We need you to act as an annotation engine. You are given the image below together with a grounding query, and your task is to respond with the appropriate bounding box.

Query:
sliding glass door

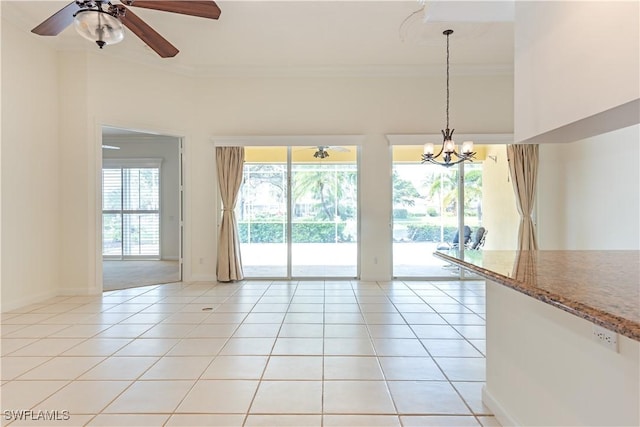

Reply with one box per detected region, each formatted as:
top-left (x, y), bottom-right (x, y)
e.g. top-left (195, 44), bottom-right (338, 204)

top-left (291, 147), bottom-right (358, 277)
top-left (237, 145), bottom-right (358, 278)
top-left (392, 146), bottom-right (483, 278)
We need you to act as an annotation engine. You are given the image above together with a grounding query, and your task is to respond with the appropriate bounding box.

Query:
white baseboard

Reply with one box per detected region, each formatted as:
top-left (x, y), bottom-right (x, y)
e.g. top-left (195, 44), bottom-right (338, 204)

top-left (482, 385), bottom-right (519, 427)
top-left (187, 274), bottom-right (218, 282)
top-left (59, 286), bottom-right (102, 296)
top-left (1, 289), bottom-right (59, 313)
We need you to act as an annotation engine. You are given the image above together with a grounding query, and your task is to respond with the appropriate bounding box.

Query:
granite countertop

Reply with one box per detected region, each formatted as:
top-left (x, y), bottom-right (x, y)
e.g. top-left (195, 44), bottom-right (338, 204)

top-left (434, 250), bottom-right (640, 341)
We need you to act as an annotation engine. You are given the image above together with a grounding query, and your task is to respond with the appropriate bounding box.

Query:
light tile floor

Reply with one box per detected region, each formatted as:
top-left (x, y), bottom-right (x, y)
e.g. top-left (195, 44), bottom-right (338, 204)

top-left (1, 280), bottom-right (500, 427)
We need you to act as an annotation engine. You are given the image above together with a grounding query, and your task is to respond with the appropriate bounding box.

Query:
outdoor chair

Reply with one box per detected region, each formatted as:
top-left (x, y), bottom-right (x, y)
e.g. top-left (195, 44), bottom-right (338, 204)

top-left (466, 227), bottom-right (487, 250)
top-left (436, 225), bottom-right (472, 250)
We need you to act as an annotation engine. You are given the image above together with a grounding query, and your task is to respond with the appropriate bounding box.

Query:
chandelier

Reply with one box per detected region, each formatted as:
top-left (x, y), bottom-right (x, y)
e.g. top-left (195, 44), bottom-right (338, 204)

top-left (421, 30), bottom-right (475, 167)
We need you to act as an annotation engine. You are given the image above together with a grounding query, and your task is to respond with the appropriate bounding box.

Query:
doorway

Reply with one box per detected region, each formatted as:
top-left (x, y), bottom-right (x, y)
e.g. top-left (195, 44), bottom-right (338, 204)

top-left (101, 126), bottom-right (182, 290)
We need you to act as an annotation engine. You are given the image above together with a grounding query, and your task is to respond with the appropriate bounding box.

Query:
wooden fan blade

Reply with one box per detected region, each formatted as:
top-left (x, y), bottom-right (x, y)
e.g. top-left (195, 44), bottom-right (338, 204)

top-left (122, 1), bottom-right (221, 19)
top-left (120, 7), bottom-right (179, 58)
top-left (31, 1), bottom-right (81, 36)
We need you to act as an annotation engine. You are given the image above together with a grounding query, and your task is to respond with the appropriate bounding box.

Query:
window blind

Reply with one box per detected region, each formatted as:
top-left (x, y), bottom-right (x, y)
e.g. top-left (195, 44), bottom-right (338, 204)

top-left (102, 165), bottom-right (161, 259)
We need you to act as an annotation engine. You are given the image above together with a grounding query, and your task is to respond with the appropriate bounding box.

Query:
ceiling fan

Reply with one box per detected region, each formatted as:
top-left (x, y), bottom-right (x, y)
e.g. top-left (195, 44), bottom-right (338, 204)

top-left (311, 146), bottom-right (350, 159)
top-left (31, 0), bottom-right (221, 58)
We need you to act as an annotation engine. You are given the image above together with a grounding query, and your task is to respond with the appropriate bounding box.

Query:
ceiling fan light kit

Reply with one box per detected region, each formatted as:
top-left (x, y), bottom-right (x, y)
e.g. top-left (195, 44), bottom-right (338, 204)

top-left (73, 3), bottom-right (125, 49)
top-left (311, 146), bottom-right (350, 159)
top-left (31, 0), bottom-right (220, 58)
top-left (313, 148), bottom-right (330, 159)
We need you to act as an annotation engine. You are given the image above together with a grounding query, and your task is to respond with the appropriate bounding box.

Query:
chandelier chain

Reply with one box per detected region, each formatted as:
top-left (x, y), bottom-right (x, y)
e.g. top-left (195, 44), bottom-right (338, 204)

top-left (446, 30), bottom-right (450, 130)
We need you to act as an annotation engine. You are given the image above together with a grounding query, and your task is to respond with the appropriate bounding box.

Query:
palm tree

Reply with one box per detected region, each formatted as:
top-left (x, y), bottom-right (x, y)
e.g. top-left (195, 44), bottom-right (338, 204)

top-left (427, 168), bottom-right (482, 218)
top-left (292, 165), bottom-right (357, 221)
top-left (425, 166), bottom-right (483, 241)
top-left (238, 164), bottom-right (287, 221)
top-left (392, 170), bottom-right (421, 207)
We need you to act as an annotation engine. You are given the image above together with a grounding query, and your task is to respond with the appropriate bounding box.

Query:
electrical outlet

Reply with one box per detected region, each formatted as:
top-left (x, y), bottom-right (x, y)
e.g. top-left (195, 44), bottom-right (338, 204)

top-left (592, 324), bottom-right (618, 352)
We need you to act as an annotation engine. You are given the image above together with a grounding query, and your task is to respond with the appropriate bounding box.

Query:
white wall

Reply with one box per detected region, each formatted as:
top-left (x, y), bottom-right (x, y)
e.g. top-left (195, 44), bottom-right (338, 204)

top-left (1, 31), bottom-right (513, 305)
top-left (102, 137), bottom-right (180, 260)
top-left (537, 125), bottom-right (640, 250)
top-left (58, 51), bottom-right (95, 295)
top-left (485, 280), bottom-right (639, 426)
top-left (514, 1), bottom-right (639, 143)
top-left (1, 18), bottom-right (61, 310)
top-left (81, 55), bottom-right (513, 287)
top-left (482, 145), bottom-right (519, 250)
top-left (197, 74), bottom-right (513, 281)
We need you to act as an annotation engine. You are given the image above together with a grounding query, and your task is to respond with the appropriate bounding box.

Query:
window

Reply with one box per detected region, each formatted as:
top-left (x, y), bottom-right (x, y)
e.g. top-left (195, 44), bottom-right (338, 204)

top-left (102, 159), bottom-right (161, 259)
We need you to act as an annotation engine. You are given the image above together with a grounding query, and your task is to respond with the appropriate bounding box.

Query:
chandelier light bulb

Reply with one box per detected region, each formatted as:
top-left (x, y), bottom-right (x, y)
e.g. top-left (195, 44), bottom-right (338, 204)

top-left (462, 141), bottom-right (474, 155)
top-left (444, 139), bottom-right (455, 154)
top-left (423, 143), bottom-right (434, 156)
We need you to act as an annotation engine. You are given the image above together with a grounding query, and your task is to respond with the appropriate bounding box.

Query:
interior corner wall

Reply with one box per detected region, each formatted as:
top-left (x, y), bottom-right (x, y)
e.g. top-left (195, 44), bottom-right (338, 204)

top-left (537, 125), bottom-right (640, 250)
top-left (1, 18), bottom-right (61, 310)
top-left (514, 1), bottom-right (640, 143)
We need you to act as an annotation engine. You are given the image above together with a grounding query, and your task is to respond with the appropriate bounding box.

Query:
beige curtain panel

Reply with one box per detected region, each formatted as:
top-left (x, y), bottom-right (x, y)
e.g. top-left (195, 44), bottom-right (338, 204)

top-left (507, 144), bottom-right (539, 250)
top-left (216, 146), bottom-right (245, 281)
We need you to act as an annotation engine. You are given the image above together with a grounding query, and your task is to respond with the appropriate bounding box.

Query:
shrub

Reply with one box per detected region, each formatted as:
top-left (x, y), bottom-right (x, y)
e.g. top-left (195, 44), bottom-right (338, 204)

top-left (292, 222), bottom-right (347, 243)
top-left (237, 222), bottom-right (284, 243)
top-left (238, 221), bottom-right (349, 243)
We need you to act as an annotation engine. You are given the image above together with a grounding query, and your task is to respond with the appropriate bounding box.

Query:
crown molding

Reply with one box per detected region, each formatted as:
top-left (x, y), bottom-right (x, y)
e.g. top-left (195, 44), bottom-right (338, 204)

top-left (191, 63), bottom-right (513, 79)
top-left (212, 135), bottom-right (365, 147)
top-left (74, 53), bottom-right (515, 78)
top-left (13, 39), bottom-right (514, 80)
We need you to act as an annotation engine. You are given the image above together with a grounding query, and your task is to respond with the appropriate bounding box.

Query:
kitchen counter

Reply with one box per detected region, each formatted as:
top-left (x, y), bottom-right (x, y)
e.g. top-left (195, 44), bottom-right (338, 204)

top-left (434, 250), bottom-right (640, 341)
top-left (434, 249), bottom-right (640, 426)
